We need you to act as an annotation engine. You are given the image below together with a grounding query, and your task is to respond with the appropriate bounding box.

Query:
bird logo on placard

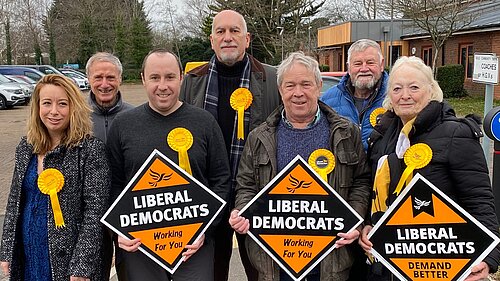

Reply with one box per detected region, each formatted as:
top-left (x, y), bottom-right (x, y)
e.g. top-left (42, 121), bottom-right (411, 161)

top-left (148, 169), bottom-right (172, 187)
top-left (413, 197), bottom-right (431, 210)
top-left (287, 174), bottom-right (312, 193)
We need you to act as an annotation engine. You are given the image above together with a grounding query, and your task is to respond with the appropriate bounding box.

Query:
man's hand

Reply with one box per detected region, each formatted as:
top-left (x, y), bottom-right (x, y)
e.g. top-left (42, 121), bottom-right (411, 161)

top-left (464, 262), bottom-right (489, 281)
top-left (358, 225), bottom-right (373, 252)
top-left (183, 234), bottom-right (205, 262)
top-left (229, 209), bottom-right (249, 234)
top-left (335, 229), bottom-right (360, 248)
top-left (118, 236), bottom-right (141, 252)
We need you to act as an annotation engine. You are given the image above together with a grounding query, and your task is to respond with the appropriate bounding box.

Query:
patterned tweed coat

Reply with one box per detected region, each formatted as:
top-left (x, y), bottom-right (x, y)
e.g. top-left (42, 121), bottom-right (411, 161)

top-left (0, 136), bottom-right (110, 281)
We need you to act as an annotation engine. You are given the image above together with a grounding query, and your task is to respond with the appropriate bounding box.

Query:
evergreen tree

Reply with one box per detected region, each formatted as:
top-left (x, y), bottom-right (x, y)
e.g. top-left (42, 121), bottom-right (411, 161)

top-left (129, 1), bottom-right (152, 69)
top-left (34, 41), bottom-right (42, 65)
top-left (5, 19), bottom-right (12, 65)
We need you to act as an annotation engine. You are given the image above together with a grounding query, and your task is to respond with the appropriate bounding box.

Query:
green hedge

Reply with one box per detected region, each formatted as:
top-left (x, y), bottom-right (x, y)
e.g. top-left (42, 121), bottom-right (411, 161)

top-left (122, 68), bottom-right (141, 81)
top-left (319, 64), bottom-right (329, 72)
top-left (436, 64), bottom-right (467, 98)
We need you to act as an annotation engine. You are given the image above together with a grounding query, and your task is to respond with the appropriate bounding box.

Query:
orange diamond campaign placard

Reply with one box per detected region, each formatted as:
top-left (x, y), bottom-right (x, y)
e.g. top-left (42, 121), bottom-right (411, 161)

top-left (369, 174), bottom-right (500, 281)
top-left (101, 149), bottom-right (226, 274)
top-left (239, 156), bottom-right (363, 281)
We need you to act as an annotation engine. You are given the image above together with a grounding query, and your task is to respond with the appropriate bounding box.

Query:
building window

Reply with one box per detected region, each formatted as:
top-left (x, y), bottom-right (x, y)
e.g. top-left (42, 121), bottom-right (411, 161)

top-left (389, 45), bottom-right (402, 66)
top-left (422, 46), bottom-right (433, 67)
top-left (337, 53), bottom-right (343, 71)
top-left (460, 44), bottom-right (474, 79)
top-left (325, 55), bottom-right (330, 70)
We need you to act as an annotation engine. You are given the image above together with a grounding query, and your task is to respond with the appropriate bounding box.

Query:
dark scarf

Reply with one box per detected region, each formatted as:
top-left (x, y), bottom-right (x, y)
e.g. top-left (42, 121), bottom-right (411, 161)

top-left (203, 54), bottom-right (251, 190)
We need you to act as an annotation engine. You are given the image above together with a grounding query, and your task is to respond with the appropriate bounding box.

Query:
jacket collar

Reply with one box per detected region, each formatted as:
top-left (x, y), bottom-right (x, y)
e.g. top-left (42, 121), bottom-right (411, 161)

top-left (187, 54), bottom-right (267, 81)
top-left (88, 91), bottom-right (124, 114)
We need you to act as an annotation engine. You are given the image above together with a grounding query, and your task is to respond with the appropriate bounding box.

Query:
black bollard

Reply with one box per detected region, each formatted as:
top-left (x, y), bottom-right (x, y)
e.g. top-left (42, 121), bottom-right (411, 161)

top-left (484, 106), bottom-right (500, 223)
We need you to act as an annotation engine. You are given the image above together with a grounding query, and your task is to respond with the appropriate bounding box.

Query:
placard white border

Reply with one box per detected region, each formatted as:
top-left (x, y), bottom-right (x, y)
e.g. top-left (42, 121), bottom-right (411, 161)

top-left (101, 149), bottom-right (227, 274)
top-left (368, 173), bottom-right (500, 281)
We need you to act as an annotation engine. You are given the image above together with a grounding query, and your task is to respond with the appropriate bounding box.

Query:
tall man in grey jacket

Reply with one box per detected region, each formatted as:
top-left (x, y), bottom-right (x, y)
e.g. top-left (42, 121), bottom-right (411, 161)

top-left (86, 52), bottom-right (134, 280)
top-left (180, 9), bottom-right (281, 281)
top-left (87, 52), bottom-right (134, 143)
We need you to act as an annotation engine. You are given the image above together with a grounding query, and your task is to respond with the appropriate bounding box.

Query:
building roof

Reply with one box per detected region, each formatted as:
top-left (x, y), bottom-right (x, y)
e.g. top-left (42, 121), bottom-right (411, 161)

top-left (402, 0), bottom-right (500, 38)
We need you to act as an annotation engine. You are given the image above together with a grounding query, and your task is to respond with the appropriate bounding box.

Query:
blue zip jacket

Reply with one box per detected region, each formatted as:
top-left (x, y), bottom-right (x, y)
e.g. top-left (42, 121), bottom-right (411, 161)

top-left (320, 72), bottom-right (388, 151)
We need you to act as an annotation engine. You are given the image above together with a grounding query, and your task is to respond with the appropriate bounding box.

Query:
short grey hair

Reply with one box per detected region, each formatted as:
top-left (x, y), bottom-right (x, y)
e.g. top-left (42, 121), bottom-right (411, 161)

top-left (86, 52), bottom-right (123, 77)
top-left (277, 51), bottom-right (321, 87)
top-left (347, 39), bottom-right (383, 65)
top-left (382, 56), bottom-right (443, 110)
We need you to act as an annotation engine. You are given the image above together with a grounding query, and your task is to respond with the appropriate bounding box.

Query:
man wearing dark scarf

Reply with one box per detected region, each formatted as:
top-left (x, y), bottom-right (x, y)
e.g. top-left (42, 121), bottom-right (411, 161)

top-left (180, 9), bottom-right (281, 281)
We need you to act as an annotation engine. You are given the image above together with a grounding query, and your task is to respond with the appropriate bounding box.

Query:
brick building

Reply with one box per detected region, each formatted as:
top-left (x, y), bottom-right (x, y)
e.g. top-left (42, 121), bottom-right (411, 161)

top-left (317, 0), bottom-right (500, 99)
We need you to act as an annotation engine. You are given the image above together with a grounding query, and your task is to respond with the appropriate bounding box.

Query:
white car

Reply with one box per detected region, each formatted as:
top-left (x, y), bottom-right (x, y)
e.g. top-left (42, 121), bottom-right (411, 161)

top-left (0, 81), bottom-right (25, 109)
top-left (60, 69), bottom-right (89, 90)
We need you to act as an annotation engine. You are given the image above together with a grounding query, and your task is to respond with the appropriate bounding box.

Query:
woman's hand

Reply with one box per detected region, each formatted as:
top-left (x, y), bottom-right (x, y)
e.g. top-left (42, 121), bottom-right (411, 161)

top-left (335, 229), bottom-right (360, 248)
top-left (182, 234), bottom-right (205, 262)
top-left (70, 276), bottom-right (90, 281)
top-left (229, 209), bottom-right (249, 234)
top-left (0, 261), bottom-right (9, 276)
top-left (118, 236), bottom-right (141, 252)
top-left (358, 225), bottom-right (373, 252)
top-left (464, 262), bottom-right (489, 281)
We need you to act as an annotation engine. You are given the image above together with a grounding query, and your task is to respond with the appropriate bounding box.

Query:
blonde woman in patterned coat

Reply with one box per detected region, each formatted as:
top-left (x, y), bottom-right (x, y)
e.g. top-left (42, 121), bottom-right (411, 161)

top-left (0, 74), bottom-right (110, 281)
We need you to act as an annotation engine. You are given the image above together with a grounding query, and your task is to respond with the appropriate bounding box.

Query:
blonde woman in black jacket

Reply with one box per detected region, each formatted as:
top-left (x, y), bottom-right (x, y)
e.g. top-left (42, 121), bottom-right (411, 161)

top-left (359, 56), bottom-right (500, 281)
top-left (0, 74), bottom-right (110, 281)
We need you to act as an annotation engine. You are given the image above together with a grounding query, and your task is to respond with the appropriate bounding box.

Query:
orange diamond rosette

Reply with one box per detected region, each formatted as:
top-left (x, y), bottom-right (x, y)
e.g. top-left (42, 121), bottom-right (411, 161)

top-left (38, 168), bottom-right (65, 228)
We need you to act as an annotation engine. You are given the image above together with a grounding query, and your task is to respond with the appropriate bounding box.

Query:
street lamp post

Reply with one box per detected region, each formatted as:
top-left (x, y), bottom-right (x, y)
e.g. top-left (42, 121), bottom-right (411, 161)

top-left (277, 26), bottom-right (284, 60)
top-left (308, 26), bottom-right (312, 54)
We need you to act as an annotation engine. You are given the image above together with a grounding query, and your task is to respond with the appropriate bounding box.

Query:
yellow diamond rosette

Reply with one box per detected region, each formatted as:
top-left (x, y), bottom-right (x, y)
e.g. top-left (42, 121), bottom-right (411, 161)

top-left (394, 143), bottom-right (432, 195)
top-left (370, 107), bottom-right (387, 127)
top-left (38, 168), bottom-right (65, 228)
top-left (230, 88), bottom-right (253, 140)
top-left (308, 149), bottom-right (335, 182)
top-left (167, 128), bottom-right (194, 175)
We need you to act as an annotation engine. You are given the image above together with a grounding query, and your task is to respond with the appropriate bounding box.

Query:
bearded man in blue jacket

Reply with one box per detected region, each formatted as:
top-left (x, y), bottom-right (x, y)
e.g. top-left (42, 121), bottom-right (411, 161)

top-left (320, 39), bottom-right (388, 152)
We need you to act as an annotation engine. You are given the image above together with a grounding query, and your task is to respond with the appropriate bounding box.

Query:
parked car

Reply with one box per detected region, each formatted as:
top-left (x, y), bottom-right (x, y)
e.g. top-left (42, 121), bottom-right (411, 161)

top-left (321, 76), bottom-right (342, 95)
top-left (2, 65), bottom-right (79, 88)
top-left (59, 69), bottom-right (89, 90)
top-left (5, 75), bottom-right (34, 104)
top-left (0, 75), bottom-right (25, 109)
top-left (0, 66), bottom-right (45, 82)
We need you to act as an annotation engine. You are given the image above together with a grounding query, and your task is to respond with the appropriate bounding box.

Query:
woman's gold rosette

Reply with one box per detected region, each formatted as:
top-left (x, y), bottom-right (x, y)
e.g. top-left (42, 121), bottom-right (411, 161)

top-left (308, 149), bottom-right (335, 182)
top-left (394, 143), bottom-right (433, 195)
top-left (167, 128), bottom-right (194, 175)
top-left (230, 88), bottom-right (253, 140)
top-left (370, 107), bottom-right (387, 127)
top-left (38, 168), bottom-right (65, 228)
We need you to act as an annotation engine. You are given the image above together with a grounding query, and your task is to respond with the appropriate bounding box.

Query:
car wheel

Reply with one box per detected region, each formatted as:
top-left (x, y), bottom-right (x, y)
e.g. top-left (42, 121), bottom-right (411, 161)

top-left (0, 95), bottom-right (6, 110)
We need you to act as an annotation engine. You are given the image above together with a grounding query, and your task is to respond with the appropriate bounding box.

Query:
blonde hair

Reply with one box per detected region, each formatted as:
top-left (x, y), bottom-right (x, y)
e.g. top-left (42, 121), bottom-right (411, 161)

top-left (27, 74), bottom-right (92, 153)
top-left (383, 56), bottom-right (443, 110)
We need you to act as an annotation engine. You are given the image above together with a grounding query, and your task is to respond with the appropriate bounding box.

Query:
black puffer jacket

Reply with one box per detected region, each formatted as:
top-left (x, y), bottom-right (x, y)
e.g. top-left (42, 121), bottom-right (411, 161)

top-left (368, 101), bottom-right (500, 272)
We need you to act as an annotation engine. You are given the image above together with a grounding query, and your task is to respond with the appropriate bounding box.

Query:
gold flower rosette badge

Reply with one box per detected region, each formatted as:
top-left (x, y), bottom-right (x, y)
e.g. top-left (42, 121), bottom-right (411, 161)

top-left (38, 168), bottom-right (65, 228)
top-left (394, 143), bottom-right (432, 195)
top-left (167, 128), bottom-right (193, 175)
top-left (370, 107), bottom-right (387, 127)
top-left (230, 88), bottom-right (253, 140)
top-left (308, 149), bottom-right (335, 182)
